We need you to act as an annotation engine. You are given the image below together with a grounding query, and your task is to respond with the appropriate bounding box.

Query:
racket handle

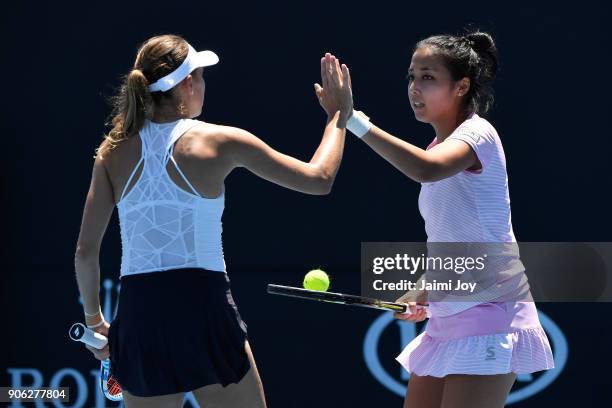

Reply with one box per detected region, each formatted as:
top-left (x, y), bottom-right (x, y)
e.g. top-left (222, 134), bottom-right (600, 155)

top-left (69, 323), bottom-right (108, 349)
top-left (399, 303), bottom-right (429, 315)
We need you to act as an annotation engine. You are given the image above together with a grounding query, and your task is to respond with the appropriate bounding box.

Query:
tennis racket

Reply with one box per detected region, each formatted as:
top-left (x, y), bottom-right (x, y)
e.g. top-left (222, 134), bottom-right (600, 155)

top-left (68, 323), bottom-right (123, 401)
top-left (267, 284), bottom-right (427, 314)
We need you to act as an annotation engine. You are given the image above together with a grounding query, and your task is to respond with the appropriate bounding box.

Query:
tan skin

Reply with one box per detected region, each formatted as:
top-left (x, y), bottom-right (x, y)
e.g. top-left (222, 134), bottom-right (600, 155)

top-left (341, 46), bottom-right (516, 408)
top-left (74, 53), bottom-right (351, 408)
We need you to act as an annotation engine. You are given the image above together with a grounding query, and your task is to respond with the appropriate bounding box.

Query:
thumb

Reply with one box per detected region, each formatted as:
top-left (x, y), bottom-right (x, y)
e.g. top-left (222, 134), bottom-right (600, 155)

top-left (342, 64), bottom-right (352, 90)
top-left (314, 83), bottom-right (323, 95)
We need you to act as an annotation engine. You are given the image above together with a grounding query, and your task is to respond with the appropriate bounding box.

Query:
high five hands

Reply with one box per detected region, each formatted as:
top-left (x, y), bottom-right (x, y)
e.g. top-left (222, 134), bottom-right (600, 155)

top-left (314, 53), bottom-right (354, 126)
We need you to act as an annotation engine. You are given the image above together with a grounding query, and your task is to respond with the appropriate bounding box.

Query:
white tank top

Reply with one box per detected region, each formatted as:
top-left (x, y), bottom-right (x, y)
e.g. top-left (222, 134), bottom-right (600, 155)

top-left (117, 119), bottom-right (226, 277)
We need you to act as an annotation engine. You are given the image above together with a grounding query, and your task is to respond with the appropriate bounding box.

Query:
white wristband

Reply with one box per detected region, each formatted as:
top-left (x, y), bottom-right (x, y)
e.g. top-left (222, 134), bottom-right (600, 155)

top-left (346, 110), bottom-right (372, 138)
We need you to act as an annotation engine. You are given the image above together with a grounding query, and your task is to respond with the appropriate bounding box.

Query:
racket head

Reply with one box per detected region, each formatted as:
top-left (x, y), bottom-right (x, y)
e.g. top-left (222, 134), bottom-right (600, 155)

top-left (100, 359), bottom-right (123, 401)
top-left (267, 284), bottom-right (408, 313)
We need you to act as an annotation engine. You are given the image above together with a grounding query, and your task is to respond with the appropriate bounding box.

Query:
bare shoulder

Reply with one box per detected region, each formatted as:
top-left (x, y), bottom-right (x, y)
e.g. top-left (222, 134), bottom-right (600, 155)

top-left (98, 136), bottom-right (140, 171)
top-left (188, 121), bottom-right (253, 141)
top-left (179, 122), bottom-right (257, 158)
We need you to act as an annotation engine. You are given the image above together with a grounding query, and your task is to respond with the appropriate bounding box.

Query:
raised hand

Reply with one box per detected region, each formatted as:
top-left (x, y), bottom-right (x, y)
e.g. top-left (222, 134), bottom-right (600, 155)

top-left (314, 53), bottom-right (353, 124)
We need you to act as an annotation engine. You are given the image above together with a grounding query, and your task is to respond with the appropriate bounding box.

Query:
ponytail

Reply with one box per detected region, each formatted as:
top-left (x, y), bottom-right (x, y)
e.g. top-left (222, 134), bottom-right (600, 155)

top-left (124, 69), bottom-right (152, 142)
top-left (96, 34), bottom-right (189, 159)
top-left (97, 69), bottom-right (151, 158)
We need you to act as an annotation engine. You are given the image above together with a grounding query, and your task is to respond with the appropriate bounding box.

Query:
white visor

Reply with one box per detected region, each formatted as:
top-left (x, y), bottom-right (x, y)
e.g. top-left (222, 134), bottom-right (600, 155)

top-left (148, 44), bottom-right (219, 92)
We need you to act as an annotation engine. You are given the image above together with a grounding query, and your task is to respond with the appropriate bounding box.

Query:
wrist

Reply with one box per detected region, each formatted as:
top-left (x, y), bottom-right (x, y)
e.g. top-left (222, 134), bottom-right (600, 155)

top-left (85, 313), bottom-right (105, 328)
top-left (338, 108), bottom-right (353, 128)
top-left (326, 110), bottom-right (342, 125)
top-left (87, 318), bottom-right (106, 329)
top-left (346, 110), bottom-right (372, 138)
top-left (84, 307), bottom-right (104, 327)
top-left (84, 306), bottom-right (102, 317)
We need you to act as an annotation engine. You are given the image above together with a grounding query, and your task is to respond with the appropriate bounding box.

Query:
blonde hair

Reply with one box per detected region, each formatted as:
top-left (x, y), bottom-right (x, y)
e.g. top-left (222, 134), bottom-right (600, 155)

top-left (97, 34), bottom-right (189, 158)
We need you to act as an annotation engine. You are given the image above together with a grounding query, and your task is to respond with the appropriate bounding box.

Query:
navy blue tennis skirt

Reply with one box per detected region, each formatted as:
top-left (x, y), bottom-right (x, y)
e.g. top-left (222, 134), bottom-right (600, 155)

top-left (107, 268), bottom-right (250, 397)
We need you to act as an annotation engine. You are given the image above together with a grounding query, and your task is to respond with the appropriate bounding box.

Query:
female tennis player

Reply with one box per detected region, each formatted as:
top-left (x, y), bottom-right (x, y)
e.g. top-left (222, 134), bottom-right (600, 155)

top-left (336, 31), bottom-right (554, 407)
top-left (74, 34), bottom-right (350, 407)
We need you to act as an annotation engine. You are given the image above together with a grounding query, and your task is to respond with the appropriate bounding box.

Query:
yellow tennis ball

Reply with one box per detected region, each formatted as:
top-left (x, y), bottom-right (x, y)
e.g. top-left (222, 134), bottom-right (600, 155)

top-left (303, 269), bottom-right (330, 292)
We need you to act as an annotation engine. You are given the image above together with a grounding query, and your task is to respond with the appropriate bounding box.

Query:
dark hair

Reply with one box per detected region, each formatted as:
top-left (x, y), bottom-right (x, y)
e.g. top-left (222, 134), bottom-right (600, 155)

top-left (97, 34), bottom-right (189, 158)
top-left (415, 31), bottom-right (499, 116)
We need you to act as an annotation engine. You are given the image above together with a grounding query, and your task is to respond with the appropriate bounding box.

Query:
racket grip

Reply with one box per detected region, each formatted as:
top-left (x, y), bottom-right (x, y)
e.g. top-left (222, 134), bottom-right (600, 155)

top-left (399, 303), bottom-right (428, 316)
top-left (69, 323), bottom-right (108, 349)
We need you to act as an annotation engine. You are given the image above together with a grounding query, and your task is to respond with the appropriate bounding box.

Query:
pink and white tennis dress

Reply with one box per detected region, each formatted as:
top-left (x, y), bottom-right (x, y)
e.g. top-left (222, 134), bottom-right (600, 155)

top-left (396, 113), bottom-right (555, 377)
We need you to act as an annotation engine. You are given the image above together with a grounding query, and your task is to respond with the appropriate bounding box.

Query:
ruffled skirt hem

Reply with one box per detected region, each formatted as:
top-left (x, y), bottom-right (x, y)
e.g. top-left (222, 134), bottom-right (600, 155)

top-left (396, 326), bottom-right (555, 377)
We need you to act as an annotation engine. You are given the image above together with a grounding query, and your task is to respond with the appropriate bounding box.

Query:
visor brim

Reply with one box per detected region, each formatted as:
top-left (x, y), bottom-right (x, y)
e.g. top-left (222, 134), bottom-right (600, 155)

top-left (195, 50), bottom-right (219, 68)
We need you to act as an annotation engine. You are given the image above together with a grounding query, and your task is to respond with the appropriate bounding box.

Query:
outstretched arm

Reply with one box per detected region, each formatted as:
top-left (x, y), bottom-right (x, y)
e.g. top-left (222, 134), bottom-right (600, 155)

top-left (221, 53), bottom-right (352, 194)
top-left (360, 126), bottom-right (478, 183)
top-left (336, 65), bottom-right (479, 183)
top-left (222, 113), bottom-right (344, 195)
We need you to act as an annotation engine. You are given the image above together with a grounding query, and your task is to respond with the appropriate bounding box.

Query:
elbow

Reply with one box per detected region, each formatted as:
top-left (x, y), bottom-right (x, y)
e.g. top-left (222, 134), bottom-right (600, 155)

top-left (311, 170), bottom-right (335, 195)
top-left (299, 164), bottom-right (335, 195)
top-left (74, 244), bottom-right (99, 263)
top-left (309, 178), bottom-right (333, 195)
top-left (317, 180), bottom-right (333, 195)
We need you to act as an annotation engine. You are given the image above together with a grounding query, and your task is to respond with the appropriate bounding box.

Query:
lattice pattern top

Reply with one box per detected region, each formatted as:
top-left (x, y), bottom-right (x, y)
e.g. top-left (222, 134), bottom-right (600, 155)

top-left (117, 119), bottom-right (226, 277)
